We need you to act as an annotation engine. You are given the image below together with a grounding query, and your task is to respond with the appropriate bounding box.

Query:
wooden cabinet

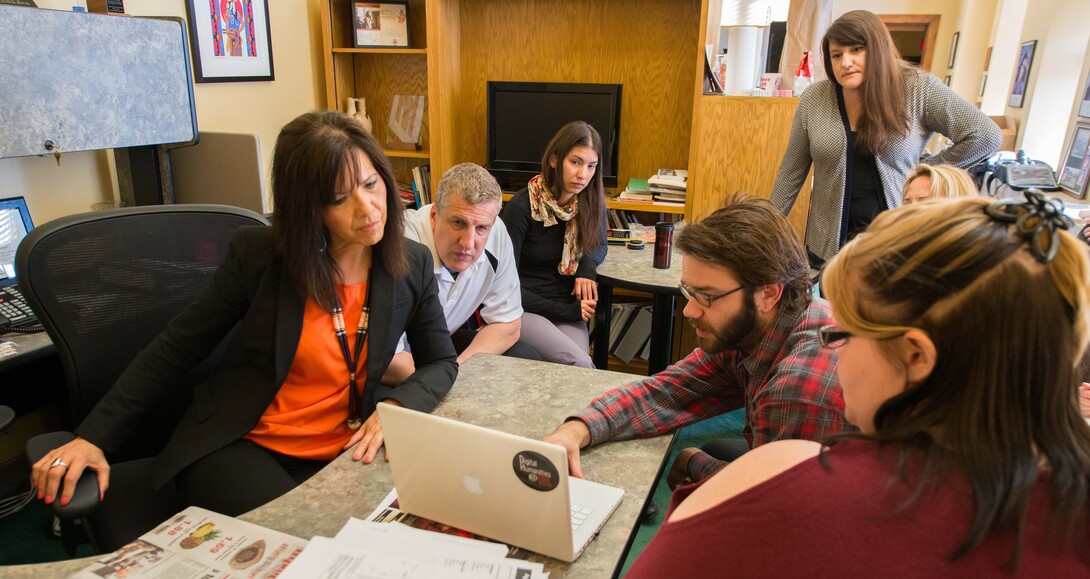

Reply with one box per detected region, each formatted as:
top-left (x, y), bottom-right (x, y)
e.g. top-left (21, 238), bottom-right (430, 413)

top-left (318, 0), bottom-right (457, 191)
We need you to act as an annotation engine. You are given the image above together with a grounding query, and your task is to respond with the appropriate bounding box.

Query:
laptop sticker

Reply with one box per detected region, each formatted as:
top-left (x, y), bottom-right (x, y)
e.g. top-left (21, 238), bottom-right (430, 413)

top-left (512, 451), bottom-right (559, 492)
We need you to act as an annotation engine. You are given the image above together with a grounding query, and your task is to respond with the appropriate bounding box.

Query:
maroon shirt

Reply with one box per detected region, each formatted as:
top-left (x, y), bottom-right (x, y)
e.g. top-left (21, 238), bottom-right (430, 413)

top-left (628, 440), bottom-right (1090, 578)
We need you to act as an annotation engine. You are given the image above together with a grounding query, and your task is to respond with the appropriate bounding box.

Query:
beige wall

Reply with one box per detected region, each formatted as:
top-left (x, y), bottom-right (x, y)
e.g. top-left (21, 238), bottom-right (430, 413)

top-left (0, 0), bottom-right (325, 223)
top-left (1013, 0), bottom-right (1090, 167)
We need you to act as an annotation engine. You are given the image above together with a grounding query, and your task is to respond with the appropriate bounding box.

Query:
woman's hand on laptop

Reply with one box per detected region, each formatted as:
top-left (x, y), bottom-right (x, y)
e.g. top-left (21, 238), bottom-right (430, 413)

top-left (346, 400), bottom-right (402, 463)
top-left (543, 420), bottom-right (592, 479)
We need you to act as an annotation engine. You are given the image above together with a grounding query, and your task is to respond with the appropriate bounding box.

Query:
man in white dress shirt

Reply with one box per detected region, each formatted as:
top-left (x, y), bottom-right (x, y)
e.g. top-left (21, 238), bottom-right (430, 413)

top-left (384, 163), bottom-right (539, 384)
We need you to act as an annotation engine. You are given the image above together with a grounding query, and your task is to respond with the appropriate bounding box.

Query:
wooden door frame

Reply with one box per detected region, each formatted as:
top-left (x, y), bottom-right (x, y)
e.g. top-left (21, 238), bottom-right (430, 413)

top-left (878, 14), bottom-right (940, 72)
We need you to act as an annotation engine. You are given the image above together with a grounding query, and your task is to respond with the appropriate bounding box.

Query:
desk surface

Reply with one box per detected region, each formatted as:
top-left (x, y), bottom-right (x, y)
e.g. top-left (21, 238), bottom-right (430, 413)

top-left (5, 355), bottom-right (671, 578)
top-left (597, 243), bottom-right (682, 294)
top-left (0, 330), bottom-right (55, 373)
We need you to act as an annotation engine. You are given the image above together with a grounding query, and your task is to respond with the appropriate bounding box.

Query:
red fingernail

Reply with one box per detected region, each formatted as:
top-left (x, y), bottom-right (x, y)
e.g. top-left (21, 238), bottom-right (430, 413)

top-left (37, 491), bottom-right (43, 500)
top-left (364, 456), bottom-right (372, 463)
top-left (45, 496), bottom-right (53, 504)
top-left (353, 453), bottom-right (361, 461)
top-left (60, 497), bottom-right (69, 506)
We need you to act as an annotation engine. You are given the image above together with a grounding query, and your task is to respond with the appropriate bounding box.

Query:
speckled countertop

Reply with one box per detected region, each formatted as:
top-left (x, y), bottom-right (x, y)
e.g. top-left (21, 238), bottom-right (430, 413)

top-left (597, 243), bottom-right (682, 293)
top-left (4, 355), bottom-right (671, 578)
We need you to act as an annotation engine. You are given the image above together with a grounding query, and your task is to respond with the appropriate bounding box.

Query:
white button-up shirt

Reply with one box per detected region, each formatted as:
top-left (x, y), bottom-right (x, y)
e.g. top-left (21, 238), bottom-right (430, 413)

top-left (397, 204), bottom-right (522, 353)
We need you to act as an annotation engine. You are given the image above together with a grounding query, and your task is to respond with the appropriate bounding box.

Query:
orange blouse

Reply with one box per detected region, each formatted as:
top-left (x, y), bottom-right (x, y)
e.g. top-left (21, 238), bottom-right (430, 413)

top-left (246, 282), bottom-right (368, 460)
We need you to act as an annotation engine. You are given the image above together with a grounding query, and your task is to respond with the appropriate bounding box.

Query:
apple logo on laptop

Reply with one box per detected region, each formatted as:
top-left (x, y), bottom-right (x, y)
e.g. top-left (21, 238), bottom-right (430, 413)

top-left (462, 474), bottom-right (484, 495)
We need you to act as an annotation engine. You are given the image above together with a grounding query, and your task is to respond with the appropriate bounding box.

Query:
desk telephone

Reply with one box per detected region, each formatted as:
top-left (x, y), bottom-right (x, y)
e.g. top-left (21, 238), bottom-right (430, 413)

top-left (0, 286), bottom-right (43, 333)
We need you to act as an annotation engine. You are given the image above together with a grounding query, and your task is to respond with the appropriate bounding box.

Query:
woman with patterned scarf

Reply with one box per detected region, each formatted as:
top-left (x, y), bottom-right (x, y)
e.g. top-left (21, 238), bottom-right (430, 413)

top-left (501, 121), bottom-right (607, 368)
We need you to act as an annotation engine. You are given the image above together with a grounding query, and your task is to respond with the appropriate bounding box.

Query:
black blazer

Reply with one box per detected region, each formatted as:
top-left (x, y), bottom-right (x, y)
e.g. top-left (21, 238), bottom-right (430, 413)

top-left (75, 227), bottom-right (457, 488)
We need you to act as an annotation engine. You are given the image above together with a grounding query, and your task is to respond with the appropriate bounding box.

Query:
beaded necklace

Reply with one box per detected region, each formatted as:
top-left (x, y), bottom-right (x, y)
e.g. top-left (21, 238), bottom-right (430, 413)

top-left (331, 271), bottom-right (371, 429)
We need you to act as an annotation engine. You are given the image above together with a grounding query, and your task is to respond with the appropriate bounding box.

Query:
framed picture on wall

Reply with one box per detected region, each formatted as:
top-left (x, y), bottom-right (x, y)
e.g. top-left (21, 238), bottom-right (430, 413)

top-left (948, 31), bottom-right (959, 68)
top-left (351, 1), bottom-right (411, 48)
top-left (1079, 71), bottom-right (1090, 119)
top-left (184, 0), bottom-right (274, 82)
top-left (943, 75), bottom-right (951, 86)
top-left (1008, 40), bottom-right (1036, 108)
top-left (1058, 124), bottom-right (1090, 198)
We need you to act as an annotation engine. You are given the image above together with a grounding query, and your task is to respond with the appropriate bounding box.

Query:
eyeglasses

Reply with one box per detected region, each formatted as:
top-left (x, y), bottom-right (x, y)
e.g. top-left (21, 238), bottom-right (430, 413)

top-left (678, 282), bottom-right (745, 308)
top-left (818, 324), bottom-right (852, 349)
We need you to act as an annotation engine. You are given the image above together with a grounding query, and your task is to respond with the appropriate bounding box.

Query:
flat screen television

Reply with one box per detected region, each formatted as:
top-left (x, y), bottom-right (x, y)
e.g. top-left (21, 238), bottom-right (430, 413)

top-left (486, 81), bottom-right (622, 190)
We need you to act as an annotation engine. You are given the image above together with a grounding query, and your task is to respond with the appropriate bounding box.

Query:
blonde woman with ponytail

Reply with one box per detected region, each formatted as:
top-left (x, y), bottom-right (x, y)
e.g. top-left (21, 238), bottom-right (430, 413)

top-left (628, 191), bottom-right (1090, 577)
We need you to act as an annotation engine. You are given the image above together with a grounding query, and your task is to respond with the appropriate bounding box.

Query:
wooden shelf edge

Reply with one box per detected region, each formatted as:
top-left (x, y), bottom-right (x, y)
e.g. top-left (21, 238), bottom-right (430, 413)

top-left (607, 199), bottom-right (686, 214)
top-left (332, 47), bottom-right (428, 55)
top-left (386, 148), bottom-right (430, 159)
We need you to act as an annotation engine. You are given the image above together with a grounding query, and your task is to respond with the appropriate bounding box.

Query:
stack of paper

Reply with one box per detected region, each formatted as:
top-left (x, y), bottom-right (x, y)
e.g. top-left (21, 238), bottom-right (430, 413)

top-left (281, 491), bottom-right (548, 579)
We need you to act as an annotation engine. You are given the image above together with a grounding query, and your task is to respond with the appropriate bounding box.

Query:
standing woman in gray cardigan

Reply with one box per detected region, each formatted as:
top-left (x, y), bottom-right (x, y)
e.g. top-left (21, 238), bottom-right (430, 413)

top-left (770, 10), bottom-right (1001, 267)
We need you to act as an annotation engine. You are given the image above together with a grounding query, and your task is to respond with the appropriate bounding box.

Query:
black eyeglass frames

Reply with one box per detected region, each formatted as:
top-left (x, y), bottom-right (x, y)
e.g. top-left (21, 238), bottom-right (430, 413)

top-left (678, 282), bottom-right (745, 308)
top-left (818, 324), bottom-right (852, 349)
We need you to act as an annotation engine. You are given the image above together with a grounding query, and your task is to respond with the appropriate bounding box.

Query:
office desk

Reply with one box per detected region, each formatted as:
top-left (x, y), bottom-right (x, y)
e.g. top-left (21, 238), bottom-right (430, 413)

top-left (5, 355), bottom-right (672, 578)
top-left (0, 331), bottom-right (55, 373)
top-left (593, 244), bottom-right (682, 375)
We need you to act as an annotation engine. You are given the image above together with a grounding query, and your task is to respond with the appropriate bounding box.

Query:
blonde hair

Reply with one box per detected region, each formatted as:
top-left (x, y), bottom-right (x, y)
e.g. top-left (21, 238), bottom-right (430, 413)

top-left (822, 197), bottom-right (1090, 567)
top-left (901, 164), bottom-right (978, 203)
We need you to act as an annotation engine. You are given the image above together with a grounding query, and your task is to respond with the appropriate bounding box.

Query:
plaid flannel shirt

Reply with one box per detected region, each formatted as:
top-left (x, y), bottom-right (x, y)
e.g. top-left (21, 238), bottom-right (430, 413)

top-left (573, 298), bottom-right (850, 481)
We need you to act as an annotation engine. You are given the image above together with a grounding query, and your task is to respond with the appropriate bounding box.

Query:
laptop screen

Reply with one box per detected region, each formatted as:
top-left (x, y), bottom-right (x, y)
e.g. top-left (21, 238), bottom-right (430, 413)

top-left (0, 197), bottom-right (34, 285)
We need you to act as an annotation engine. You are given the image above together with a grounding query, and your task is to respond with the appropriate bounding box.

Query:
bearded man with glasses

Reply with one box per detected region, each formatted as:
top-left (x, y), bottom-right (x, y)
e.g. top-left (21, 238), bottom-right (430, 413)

top-left (545, 196), bottom-right (852, 488)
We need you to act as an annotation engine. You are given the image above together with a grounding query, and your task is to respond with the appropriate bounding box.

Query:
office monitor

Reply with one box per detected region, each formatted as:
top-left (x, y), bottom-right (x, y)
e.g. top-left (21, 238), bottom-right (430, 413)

top-left (486, 81), bottom-right (622, 190)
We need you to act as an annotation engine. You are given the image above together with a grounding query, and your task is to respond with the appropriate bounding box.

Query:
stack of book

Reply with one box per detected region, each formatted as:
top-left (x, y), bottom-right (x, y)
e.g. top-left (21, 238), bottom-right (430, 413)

top-left (616, 178), bottom-right (655, 203)
top-left (607, 302), bottom-right (653, 364)
top-left (647, 169), bottom-right (687, 206)
top-left (411, 165), bottom-right (432, 207)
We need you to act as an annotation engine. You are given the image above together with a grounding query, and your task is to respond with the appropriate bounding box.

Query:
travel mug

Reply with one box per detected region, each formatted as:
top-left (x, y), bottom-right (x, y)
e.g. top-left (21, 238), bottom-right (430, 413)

top-left (654, 222), bottom-right (674, 269)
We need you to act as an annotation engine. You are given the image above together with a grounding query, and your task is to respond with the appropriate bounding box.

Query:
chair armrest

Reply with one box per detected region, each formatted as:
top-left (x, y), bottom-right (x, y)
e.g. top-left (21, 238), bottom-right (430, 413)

top-left (0, 405), bottom-right (13, 434)
top-left (26, 431), bottom-right (102, 519)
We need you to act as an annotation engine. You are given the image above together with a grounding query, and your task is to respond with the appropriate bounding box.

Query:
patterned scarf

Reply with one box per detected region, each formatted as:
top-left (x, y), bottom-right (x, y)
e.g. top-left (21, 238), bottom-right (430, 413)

top-left (527, 174), bottom-right (581, 276)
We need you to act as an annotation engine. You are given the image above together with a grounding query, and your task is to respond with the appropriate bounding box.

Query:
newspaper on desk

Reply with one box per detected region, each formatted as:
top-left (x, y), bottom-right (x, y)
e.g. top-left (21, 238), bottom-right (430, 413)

top-left (71, 506), bottom-right (306, 579)
top-left (278, 490), bottom-right (547, 579)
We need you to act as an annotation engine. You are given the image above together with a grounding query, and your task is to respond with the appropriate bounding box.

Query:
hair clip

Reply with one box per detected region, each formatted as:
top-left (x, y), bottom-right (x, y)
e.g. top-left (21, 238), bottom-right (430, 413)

top-left (984, 189), bottom-right (1073, 263)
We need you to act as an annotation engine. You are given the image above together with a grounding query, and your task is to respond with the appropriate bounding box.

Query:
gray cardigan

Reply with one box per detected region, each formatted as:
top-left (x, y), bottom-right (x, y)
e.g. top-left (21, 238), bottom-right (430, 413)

top-left (769, 69), bottom-right (1002, 262)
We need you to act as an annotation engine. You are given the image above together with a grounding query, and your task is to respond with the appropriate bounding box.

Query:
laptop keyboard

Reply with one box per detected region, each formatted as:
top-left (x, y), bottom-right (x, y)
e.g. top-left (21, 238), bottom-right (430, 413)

top-left (570, 503), bottom-right (595, 533)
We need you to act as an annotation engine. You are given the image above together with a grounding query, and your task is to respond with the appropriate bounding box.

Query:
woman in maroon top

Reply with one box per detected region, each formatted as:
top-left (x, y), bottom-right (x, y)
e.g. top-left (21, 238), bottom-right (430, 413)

top-left (629, 192), bottom-right (1090, 577)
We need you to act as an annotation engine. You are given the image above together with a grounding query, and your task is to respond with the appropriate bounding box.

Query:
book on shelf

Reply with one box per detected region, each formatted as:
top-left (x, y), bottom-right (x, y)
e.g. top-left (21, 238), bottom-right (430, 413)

top-left (613, 305), bottom-right (653, 363)
top-left (608, 302), bottom-right (647, 354)
top-left (648, 169), bottom-right (687, 191)
top-left (72, 506), bottom-right (306, 579)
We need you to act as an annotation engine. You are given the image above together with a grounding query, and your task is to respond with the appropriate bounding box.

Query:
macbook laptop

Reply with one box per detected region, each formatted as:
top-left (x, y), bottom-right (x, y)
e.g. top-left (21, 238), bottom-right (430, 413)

top-left (377, 404), bottom-right (625, 562)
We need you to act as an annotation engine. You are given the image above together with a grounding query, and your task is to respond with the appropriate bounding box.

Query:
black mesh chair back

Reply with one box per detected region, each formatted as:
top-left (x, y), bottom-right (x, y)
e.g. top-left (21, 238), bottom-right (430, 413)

top-left (16, 204), bottom-right (269, 462)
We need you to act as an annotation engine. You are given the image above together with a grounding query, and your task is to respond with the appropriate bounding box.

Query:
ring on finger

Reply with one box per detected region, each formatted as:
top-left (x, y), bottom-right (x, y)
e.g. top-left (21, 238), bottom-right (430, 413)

top-left (49, 458), bottom-right (68, 469)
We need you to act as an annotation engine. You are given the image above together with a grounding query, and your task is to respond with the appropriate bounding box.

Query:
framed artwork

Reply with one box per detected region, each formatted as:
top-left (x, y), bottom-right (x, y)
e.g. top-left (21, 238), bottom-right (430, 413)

top-left (184, 0), bottom-right (274, 83)
top-left (352, 1), bottom-right (411, 48)
top-left (943, 75), bottom-right (951, 86)
top-left (948, 31), bottom-right (959, 69)
top-left (1079, 71), bottom-right (1090, 119)
top-left (1009, 40), bottom-right (1036, 108)
top-left (978, 74), bottom-right (988, 98)
top-left (1058, 124), bottom-right (1090, 198)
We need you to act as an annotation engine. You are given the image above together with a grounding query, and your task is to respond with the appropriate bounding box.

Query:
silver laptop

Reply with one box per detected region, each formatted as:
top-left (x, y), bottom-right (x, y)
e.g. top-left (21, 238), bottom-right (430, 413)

top-left (377, 404), bottom-right (625, 562)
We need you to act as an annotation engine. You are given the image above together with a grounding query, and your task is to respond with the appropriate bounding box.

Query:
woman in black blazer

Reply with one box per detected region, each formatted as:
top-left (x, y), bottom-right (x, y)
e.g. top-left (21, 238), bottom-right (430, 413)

top-left (32, 111), bottom-right (457, 515)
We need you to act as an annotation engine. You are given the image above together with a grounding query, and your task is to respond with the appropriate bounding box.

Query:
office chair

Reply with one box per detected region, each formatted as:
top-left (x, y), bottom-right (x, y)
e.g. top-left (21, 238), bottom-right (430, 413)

top-left (16, 204), bottom-right (269, 555)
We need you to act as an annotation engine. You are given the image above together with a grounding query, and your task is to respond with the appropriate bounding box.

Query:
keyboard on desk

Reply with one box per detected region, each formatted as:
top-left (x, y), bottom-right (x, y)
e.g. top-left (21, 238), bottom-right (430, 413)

top-left (0, 286), bottom-right (39, 329)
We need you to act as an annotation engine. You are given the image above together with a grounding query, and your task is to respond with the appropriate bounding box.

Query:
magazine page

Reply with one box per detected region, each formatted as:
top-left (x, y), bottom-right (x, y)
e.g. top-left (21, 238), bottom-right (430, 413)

top-left (72, 506), bottom-right (307, 579)
top-left (280, 532), bottom-right (547, 579)
top-left (365, 489), bottom-right (528, 559)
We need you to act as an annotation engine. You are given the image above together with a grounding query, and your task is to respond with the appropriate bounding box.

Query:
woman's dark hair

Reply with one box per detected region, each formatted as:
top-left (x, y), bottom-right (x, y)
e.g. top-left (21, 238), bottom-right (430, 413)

top-left (821, 10), bottom-right (911, 155)
top-left (539, 121), bottom-right (605, 256)
top-left (822, 197), bottom-right (1090, 569)
top-left (271, 110), bottom-right (408, 311)
top-left (675, 194), bottom-right (812, 313)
